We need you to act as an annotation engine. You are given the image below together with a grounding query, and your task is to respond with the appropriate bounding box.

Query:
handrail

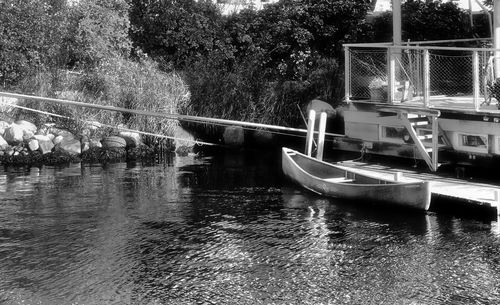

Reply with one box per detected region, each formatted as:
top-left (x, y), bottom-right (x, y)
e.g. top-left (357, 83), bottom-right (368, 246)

top-left (404, 38), bottom-right (491, 45)
top-left (344, 43), bottom-right (499, 52)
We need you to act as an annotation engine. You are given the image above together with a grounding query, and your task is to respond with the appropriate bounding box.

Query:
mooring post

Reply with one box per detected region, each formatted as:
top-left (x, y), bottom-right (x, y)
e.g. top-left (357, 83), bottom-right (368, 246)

top-left (394, 172), bottom-right (402, 182)
top-left (493, 189), bottom-right (500, 216)
top-left (317, 112), bottom-right (327, 160)
top-left (305, 110), bottom-right (316, 156)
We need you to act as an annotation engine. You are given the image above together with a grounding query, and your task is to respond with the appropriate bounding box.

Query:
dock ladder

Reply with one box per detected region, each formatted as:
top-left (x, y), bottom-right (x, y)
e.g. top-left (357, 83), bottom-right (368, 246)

top-left (377, 106), bottom-right (450, 172)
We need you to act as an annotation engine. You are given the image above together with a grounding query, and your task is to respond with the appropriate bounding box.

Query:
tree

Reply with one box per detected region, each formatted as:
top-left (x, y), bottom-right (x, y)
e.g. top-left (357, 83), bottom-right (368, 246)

top-left (65, 0), bottom-right (131, 68)
top-left (229, 0), bottom-right (371, 80)
top-left (0, 0), bottom-right (69, 87)
top-left (371, 0), bottom-right (489, 42)
top-left (129, 0), bottom-right (226, 70)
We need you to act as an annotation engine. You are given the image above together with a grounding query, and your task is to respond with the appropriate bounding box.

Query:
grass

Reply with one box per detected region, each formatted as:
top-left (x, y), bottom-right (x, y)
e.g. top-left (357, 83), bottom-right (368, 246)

top-left (9, 56), bottom-right (190, 148)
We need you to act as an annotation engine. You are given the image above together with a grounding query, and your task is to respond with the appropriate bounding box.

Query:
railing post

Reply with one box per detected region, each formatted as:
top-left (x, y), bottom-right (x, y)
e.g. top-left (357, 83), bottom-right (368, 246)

top-left (387, 47), bottom-right (395, 104)
top-left (423, 49), bottom-right (430, 107)
top-left (344, 46), bottom-right (351, 103)
top-left (317, 112), bottom-right (327, 161)
top-left (472, 50), bottom-right (480, 111)
top-left (305, 110), bottom-right (316, 156)
top-left (431, 115), bottom-right (439, 171)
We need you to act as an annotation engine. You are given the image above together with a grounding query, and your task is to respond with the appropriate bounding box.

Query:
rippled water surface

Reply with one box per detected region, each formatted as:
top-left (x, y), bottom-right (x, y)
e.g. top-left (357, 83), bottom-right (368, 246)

top-left (0, 149), bottom-right (499, 305)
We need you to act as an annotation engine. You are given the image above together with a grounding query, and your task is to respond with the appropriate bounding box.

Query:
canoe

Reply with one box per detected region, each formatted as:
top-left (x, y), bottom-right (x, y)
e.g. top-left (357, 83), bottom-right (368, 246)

top-left (281, 147), bottom-right (431, 210)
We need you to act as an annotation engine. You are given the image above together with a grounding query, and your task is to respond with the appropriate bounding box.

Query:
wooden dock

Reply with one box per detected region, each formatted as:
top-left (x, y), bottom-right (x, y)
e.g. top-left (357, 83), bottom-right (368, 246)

top-left (334, 160), bottom-right (500, 214)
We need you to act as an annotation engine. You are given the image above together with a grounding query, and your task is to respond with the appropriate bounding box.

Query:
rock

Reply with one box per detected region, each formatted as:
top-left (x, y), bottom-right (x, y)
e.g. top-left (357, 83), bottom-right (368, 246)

top-left (0, 121), bottom-right (10, 136)
top-left (59, 138), bottom-right (81, 155)
top-left (90, 139), bottom-right (102, 148)
top-left (14, 120), bottom-right (37, 134)
top-left (118, 131), bottom-right (142, 148)
top-left (3, 124), bottom-right (24, 144)
top-left (85, 120), bottom-right (102, 130)
top-left (49, 127), bottom-right (75, 140)
top-left (36, 125), bottom-right (49, 136)
top-left (173, 126), bottom-right (195, 151)
top-left (33, 135), bottom-right (55, 154)
top-left (53, 135), bottom-right (63, 145)
top-left (306, 99), bottom-right (336, 119)
top-left (102, 136), bottom-right (127, 149)
top-left (28, 139), bottom-right (39, 151)
top-left (81, 141), bottom-right (90, 152)
top-left (0, 135), bottom-right (8, 150)
top-left (23, 130), bottom-right (35, 142)
top-left (223, 126), bottom-right (244, 146)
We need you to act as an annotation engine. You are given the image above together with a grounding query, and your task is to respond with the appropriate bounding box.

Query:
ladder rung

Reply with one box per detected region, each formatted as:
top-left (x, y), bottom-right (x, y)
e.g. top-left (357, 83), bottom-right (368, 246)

top-left (408, 117), bottom-right (428, 123)
top-left (418, 134), bottom-right (433, 140)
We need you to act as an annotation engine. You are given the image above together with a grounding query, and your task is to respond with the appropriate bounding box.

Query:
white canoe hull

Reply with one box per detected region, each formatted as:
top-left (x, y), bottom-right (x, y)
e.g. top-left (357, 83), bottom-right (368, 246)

top-left (282, 147), bottom-right (431, 210)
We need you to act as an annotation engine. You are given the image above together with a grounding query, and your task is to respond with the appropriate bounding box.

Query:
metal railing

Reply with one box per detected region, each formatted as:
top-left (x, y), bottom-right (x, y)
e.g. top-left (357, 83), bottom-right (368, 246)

top-left (344, 40), bottom-right (500, 111)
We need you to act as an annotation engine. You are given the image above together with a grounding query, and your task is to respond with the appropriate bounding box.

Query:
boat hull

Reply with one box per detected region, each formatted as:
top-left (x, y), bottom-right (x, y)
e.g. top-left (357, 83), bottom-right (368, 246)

top-left (282, 148), bottom-right (431, 210)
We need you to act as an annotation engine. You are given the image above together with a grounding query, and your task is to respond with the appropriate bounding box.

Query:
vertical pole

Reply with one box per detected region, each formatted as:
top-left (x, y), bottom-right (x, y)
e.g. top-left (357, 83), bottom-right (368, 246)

top-left (393, 0), bottom-right (402, 47)
top-left (388, 48), bottom-right (396, 104)
top-left (345, 46), bottom-right (351, 103)
top-left (473, 51), bottom-right (480, 111)
top-left (317, 112), bottom-right (327, 160)
top-left (494, 0), bottom-right (500, 78)
top-left (423, 49), bottom-right (430, 107)
top-left (394, 172), bottom-right (402, 182)
top-left (305, 110), bottom-right (316, 156)
top-left (431, 116), bottom-right (439, 171)
top-left (392, 0), bottom-right (402, 102)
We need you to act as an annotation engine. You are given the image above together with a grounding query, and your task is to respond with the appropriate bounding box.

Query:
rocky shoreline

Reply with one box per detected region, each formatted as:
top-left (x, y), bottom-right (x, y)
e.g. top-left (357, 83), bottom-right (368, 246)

top-left (0, 119), bottom-right (169, 166)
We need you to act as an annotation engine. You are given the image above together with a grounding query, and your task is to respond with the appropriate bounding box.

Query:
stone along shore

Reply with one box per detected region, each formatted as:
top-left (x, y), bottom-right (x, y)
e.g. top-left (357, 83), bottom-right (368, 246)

top-left (0, 120), bottom-right (157, 165)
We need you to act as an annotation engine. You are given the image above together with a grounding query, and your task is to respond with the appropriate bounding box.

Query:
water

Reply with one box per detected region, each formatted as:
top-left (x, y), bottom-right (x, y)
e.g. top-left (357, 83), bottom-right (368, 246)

top-left (0, 149), bottom-right (499, 305)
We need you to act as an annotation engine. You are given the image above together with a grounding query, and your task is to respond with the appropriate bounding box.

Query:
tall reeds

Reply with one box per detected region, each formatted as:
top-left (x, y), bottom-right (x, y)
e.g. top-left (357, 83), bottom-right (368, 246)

top-left (11, 56), bottom-right (190, 143)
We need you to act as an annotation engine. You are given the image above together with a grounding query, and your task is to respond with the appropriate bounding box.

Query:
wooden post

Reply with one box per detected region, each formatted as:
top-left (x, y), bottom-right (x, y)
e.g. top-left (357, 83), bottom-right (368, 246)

top-left (394, 172), bottom-right (402, 182)
top-left (317, 112), bottom-right (327, 160)
top-left (305, 110), bottom-right (316, 156)
top-left (345, 46), bottom-right (351, 103)
top-left (472, 51), bottom-right (480, 111)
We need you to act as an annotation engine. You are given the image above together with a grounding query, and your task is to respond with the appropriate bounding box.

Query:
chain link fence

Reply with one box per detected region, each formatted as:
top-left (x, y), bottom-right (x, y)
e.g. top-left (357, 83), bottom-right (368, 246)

top-left (347, 45), bottom-right (494, 107)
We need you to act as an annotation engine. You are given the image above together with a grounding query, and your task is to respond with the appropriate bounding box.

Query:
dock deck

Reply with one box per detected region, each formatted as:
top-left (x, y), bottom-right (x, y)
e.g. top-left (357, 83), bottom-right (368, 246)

top-left (334, 160), bottom-right (500, 213)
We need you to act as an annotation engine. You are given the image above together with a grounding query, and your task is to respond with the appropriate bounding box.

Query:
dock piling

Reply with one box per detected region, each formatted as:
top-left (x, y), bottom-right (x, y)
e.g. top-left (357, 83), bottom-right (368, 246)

top-left (317, 112), bottom-right (327, 160)
top-left (305, 110), bottom-right (316, 156)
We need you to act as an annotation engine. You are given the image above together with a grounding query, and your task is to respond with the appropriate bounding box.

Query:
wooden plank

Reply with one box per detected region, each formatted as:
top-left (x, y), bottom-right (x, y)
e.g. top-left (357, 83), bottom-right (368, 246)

top-left (335, 160), bottom-right (500, 209)
top-left (377, 105), bottom-right (441, 117)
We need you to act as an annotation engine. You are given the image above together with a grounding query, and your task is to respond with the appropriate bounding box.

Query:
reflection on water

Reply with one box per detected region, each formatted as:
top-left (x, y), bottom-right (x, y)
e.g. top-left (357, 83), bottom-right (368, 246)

top-left (0, 150), bottom-right (499, 305)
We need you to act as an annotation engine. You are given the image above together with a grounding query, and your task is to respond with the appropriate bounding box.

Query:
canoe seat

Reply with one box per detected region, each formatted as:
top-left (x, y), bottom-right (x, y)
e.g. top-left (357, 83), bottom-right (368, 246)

top-left (324, 177), bottom-right (354, 183)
